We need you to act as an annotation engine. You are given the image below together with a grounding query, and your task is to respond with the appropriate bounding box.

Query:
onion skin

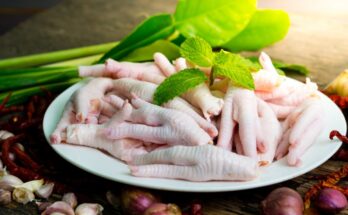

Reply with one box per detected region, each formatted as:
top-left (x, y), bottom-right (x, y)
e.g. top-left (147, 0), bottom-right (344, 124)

top-left (121, 188), bottom-right (158, 215)
top-left (315, 188), bottom-right (348, 214)
top-left (144, 203), bottom-right (182, 215)
top-left (261, 187), bottom-right (304, 215)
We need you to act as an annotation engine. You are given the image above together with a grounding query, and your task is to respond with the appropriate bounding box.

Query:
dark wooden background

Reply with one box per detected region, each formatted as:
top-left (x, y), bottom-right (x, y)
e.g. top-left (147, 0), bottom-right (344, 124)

top-left (0, 0), bottom-right (348, 214)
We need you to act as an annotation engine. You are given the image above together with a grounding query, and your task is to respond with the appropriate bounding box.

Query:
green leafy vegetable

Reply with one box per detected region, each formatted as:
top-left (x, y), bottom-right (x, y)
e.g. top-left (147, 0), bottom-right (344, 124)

top-left (174, 0), bottom-right (256, 46)
top-left (180, 37), bottom-right (214, 67)
top-left (273, 61), bottom-right (309, 76)
top-left (98, 14), bottom-right (175, 63)
top-left (223, 9), bottom-right (290, 51)
top-left (247, 56), bottom-right (309, 76)
top-left (213, 50), bottom-right (255, 89)
top-left (121, 40), bottom-right (180, 62)
top-left (153, 68), bottom-right (207, 105)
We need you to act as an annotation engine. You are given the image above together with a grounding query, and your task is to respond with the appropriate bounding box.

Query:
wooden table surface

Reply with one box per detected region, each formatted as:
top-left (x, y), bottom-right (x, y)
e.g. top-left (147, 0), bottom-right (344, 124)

top-left (0, 0), bottom-right (348, 214)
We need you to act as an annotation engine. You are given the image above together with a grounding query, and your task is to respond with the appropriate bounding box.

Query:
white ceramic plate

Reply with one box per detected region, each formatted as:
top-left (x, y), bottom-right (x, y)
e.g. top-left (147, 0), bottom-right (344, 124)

top-left (43, 79), bottom-right (347, 192)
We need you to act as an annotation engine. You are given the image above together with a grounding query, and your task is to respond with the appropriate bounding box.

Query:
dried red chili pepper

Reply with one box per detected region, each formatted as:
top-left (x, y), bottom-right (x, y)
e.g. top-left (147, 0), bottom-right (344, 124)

top-left (18, 117), bottom-right (42, 130)
top-left (1, 134), bottom-right (40, 181)
top-left (11, 145), bottom-right (40, 171)
top-left (328, 95), bottom-right (348, 109)
top-left (0, 105), bottom-right (24, 114)
top-left (330, 130), bottom-right (348, 144)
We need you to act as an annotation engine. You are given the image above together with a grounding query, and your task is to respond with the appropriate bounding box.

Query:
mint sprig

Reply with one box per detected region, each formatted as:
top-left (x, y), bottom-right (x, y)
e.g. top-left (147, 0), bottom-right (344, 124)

top-left (153, 68), bottom-right (208, 105)
top-left (180, 37), bottom-right (214, 67)
top-left (153, 37), bottom-right (257, 105)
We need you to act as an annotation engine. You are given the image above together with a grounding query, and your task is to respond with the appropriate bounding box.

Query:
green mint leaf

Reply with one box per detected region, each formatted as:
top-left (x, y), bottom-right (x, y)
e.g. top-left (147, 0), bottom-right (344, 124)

top-left (213, 50), bottom-right (255, 89)
top-left (154, 68), bottom-right (208, 105)
top-left (180, 37), bottom-right (214, 67)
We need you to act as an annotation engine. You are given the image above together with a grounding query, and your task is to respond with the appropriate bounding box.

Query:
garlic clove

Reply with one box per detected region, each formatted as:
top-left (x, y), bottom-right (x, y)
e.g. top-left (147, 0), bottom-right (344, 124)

top-left (0, 189), bottom-right (11, 205)
top-left (35, 182), bottom-right (54, 199)
top-left (75, 203), bottom-right (104, 215)
top-left (41, 201), bottom-right (75, 215)
top-left (15, 179), bottom-right (44, 192)
top-left (12, 187), bottom-right (35, 204)
top-left (0, 174), bottom-right (23, 191)
top-left (62, 192), bottom-right (78, 209)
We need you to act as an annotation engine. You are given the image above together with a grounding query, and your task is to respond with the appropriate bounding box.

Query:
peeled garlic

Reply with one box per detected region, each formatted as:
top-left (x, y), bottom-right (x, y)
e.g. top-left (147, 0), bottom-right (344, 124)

top-left (62, 192), bottom-right (78, 209)
top-left (12, 187), bottom-right (35, 204)
top-left (325, 70), bottom-right (348, 96)
top-left (41, 201), bottom-right (75, 215)
top-left (15, 179), bottom-right (44, 192)
top-left (75, 203), bottom-right (104, 215)
top-left (0, 174), bottom-right (23, 191)
top-left (0, 189), bottom-right (11, 205)
top-left (35, 182), bottom-right (54, 199)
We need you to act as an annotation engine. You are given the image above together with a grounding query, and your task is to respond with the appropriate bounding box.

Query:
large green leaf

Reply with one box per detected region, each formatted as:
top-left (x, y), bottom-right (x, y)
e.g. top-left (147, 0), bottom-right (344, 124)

top-left (98, 14), bottom-right (175, 63)
top-left (174, 0), bottom-right (256, 46)
top-left (121, 40), bottom-right (180, 62)
top-left (223, 9), bottom-right (290, 51)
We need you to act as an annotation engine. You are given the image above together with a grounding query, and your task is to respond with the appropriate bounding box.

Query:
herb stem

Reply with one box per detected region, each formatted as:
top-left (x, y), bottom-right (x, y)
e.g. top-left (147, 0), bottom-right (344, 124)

top-left (42, 54), bottom-right (102, 67)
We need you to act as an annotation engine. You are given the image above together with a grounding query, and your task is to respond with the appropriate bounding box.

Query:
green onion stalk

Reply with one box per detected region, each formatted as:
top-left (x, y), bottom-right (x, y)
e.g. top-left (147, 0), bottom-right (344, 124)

top-left (0, 42), bottom-right (118, 106)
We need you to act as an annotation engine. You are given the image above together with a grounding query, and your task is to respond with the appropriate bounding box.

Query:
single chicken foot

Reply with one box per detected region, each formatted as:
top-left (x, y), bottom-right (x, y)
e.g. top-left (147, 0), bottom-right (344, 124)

top-left (275, 97), bottom-right (326, 166)
top-left (104, 96), bottom-right (212, 146)
top-left (128, 144), bottom-right (259, 181)
top-left (111, 78), bottom-right (218, 137)
top-left (79, 59), bottom-right (165, 84)
top-left (253, 52), bottom-right (284, 92)
top-left (256, 98), bottom-right (282, 164)
top-left (73, 78), bottom-right (114, 123)
top-left (50, 101), bottom-right (77, 144)
top-left (65, 101), bottom-right (147, 162)
top-left (217, 84), bottom-right (258, 159)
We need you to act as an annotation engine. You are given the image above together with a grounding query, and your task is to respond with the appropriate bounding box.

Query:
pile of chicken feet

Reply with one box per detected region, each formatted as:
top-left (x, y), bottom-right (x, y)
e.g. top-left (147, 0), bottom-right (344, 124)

top-left (50, 52), bottom-right (325, 182)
